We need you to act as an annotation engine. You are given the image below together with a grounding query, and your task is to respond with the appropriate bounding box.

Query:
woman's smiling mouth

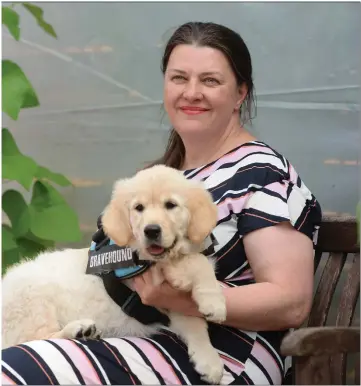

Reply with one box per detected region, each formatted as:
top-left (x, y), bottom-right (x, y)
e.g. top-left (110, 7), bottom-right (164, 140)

top-left (180, 106), bottom-right (210, 115)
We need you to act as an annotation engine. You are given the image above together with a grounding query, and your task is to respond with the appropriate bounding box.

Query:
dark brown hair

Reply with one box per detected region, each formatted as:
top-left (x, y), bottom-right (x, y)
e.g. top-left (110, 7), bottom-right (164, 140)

top-left (149, 21), bottom-right (256, 169)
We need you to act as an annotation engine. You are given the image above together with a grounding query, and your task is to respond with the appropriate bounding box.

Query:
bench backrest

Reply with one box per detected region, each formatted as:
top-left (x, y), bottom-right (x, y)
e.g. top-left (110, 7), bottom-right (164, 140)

top-left (300, 216), bottom-right (360, 384)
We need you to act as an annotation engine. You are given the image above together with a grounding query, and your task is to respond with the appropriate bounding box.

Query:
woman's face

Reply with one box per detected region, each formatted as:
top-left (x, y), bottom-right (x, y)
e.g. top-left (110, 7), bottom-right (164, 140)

top-left (163, 44), bottom-right (245, 138)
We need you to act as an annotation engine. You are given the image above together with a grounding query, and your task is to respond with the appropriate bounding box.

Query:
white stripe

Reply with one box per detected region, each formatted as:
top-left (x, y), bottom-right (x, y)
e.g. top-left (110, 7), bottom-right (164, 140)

top-left (204, 154), bottom-right (287, 189)
top-left (212, 220), bottom-right (238, 252)
top-left (288, 188), bottom-right (307, 222)
top-left (74, 340), bottom-right (111, 385)
top-left (183, 167), bottom-right (204, 179)
top-left (1, 361), bottom-right (27, 385)
top-left (225, 261), bottom-right (248, 280)
top-left (245, 191), bottom-right (290, 219)
top-left (213, 185), bottom-right (263, 205)
top-left (257, 335), bottom-right (284, 370)
top-left (105, 338), bottom-right (160, 385)
top-left (244, 358), bottom-right (271, 384)
top-left (23, 340), bottom-right (79, 384)
top-left (144, 338), bottom-right (192, 384)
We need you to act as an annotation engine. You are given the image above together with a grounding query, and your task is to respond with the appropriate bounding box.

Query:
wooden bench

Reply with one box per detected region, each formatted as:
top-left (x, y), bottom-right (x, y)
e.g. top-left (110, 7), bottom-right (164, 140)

top-left (281, 216), bottom-right (360, 384)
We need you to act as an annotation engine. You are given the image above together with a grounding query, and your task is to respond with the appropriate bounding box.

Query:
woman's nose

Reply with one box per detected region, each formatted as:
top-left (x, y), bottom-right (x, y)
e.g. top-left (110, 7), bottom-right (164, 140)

top-left (182, 80), bottom-right (203, 101)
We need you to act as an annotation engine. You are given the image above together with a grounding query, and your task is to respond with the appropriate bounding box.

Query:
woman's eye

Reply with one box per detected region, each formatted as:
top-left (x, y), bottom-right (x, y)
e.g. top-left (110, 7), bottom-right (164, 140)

top-left (165, 201), bottom-right (177, 210)
top-left (134, 204), bottom-right (144, 212)
top-left (203, 77), bottom-right (220, 85)
top-left (171, 75), bottom-right (187, 82)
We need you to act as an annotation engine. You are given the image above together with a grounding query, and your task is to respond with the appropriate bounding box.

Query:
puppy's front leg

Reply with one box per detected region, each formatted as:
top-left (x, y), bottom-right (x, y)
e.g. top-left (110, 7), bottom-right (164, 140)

top-left (165, 254), bottom-right (226, 323)
top-left (170, 313), bottom-right (224, 384)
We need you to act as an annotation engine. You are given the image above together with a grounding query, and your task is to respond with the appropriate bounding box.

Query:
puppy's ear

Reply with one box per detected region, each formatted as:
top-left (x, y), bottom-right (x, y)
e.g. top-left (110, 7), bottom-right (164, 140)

top-left (101, 179), bottom-right (133, 246)
top-left (186, 185), bottom-right (218, 244)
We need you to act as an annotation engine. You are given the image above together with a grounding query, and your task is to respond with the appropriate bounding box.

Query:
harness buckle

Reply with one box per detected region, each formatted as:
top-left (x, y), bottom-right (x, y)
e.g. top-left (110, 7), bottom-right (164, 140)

top-left (122, 291), bottom-right (142, 315)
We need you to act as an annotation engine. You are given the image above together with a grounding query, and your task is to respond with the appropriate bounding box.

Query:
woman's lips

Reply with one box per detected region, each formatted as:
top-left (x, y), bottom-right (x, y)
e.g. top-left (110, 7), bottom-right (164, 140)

top-left (180, 106), bottom-right (209, 115)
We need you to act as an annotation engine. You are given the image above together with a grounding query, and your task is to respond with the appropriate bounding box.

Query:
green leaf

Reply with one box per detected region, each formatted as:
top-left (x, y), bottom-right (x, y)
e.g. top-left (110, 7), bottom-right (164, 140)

top-left (2, 6), bottom-right (20, 41)
top-left (2, 190), bottom-right (30, 238)
top-left (2, 60), bottom-right (40, 120)
top-left (36, 166), bottom-right (72, 187)
top-left (2, 128), bottom-right (38, 189)
top-left (22, 232), bottom-right (55, 248)
top-left (22, 3), bottom-right (57, 38)
top-left (2, 225), bottom-right (18, 251)
top-left (17, 236), bottom-right (53, 259)
top-left (2, 248), bottom-right (21, 275)
top-left (29, 180), bottom-right (81, 242)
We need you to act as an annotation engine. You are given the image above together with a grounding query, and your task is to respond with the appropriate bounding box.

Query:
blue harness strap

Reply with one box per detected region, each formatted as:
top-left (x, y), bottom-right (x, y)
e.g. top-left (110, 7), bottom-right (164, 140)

top-left (86, 215), bottom-right (170, 326)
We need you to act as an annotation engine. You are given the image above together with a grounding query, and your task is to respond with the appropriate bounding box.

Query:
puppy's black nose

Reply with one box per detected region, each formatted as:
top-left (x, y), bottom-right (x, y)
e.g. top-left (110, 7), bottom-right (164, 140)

top-left (144, 224), bottom-right (161, 240)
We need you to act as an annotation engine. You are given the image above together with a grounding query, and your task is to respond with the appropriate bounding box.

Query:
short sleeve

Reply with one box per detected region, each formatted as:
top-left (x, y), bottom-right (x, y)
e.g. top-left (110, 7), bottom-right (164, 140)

top-left (237, 178), bottom-right (322, 242)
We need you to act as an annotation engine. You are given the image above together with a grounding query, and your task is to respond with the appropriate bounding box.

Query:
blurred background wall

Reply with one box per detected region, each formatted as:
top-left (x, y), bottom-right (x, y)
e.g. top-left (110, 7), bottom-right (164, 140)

top-left (2, 1), bottom-right (360, 242)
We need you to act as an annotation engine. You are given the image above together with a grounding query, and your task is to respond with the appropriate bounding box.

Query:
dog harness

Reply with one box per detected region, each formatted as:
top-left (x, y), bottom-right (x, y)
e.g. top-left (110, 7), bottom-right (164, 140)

top-left (87, 215), bottom-right (218, 327)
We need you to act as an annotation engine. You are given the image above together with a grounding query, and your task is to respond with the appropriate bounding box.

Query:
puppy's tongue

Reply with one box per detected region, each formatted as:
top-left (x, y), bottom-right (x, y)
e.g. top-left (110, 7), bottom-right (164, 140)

top-left (147, 245), bottom-right (165, 255)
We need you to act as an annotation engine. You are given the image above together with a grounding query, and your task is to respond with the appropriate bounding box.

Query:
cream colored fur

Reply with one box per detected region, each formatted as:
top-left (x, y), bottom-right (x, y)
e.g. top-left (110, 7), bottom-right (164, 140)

top-left (2, 165), bottom-right (226, 384)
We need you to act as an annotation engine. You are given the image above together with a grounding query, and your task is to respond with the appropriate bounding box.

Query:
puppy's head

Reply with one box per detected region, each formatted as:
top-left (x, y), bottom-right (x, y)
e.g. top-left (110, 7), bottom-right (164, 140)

top-left (102, 165), bottom-right (218, 261)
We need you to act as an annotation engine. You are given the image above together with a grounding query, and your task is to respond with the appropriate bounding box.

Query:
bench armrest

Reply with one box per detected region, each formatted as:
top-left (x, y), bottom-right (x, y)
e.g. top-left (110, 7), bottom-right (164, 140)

top-left (280, 326), bottom-right (360, 356)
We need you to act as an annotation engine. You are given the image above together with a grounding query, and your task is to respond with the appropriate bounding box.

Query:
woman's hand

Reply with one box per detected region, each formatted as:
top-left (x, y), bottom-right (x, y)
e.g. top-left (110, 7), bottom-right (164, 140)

top-left (132, 268), bottom-right (202, 317)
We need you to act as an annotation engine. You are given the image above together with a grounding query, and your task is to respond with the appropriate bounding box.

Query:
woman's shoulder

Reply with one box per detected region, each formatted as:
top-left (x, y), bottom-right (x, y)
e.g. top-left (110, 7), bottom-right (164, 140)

top-left (201, 141), bottom-right (322, 240)
top-left (187, 141), bottom-right (293, 192)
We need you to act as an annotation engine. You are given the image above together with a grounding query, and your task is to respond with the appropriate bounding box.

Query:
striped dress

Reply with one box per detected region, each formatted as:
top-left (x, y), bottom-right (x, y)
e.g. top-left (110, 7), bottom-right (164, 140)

top-left (1, 141), bottom-right (322, 385)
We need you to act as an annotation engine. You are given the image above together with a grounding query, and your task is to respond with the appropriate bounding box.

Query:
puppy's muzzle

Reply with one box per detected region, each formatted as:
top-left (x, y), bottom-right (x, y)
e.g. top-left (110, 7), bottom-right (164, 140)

top-left (144, 224), bottom-right (161, 241)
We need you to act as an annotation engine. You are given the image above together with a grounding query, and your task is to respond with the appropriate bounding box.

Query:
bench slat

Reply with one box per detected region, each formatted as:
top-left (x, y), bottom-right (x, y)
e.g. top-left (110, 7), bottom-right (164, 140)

top-left (308, 252), bottom-right (347, 327)
top-left (316, 216), bottom-right (358, 253)
top-left (330, 253), bottom-right (360, 384)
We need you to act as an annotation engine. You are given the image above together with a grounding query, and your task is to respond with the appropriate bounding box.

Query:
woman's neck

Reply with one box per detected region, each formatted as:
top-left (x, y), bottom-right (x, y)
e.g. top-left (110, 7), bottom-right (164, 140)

top-left (181, 125), bottom-right (256, 171)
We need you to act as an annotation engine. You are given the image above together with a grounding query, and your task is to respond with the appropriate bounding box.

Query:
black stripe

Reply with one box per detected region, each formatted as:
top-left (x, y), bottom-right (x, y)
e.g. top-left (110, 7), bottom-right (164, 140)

top-left (184, 141), bottom-right (269, 178)
top-left (101, 340), bottom-right (142, 384)
top-left (2, 364), bottom-right (24, 385)
top-left (122, 338), bottom-right (165, 385)
top-left (239, 371), bottom-right (255, 385)
top-left (249, 354), bottom-right (274, 384)
top-left (18, 344), bottom-right (59, 384)
top-left (256, 334), bottom-right (285, 371)
top-left (45, 340), bottom-right (85, 384)
top-left (143, 336), bottom-right (193, 385)
top-left (217, 185), bottom-right (288, 206)
top-left (71, 340), bottom-right (108, 384)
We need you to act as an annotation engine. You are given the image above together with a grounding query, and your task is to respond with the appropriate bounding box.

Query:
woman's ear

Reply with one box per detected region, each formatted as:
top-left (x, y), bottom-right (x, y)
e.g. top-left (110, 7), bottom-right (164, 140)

top-left (235, 83), bottom-right (248, 112)
top-left (101, 179), bottom-right (133, 246)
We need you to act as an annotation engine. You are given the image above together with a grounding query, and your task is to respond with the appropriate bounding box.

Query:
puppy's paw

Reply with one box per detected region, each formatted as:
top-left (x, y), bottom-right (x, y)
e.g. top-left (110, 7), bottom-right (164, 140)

top-left (61, 319), bottom-right (102, 340)
top-left (168, 276), bottom-right (192, 291)
top-left (197, 294), bottom-right (227, 323)
top-left (189, 346), bottom-right (224, 384)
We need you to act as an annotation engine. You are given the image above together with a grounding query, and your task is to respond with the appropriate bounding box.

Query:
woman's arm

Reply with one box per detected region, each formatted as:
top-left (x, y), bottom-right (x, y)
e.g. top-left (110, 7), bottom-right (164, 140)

top-left (134, 222), bottom-right (314, 331)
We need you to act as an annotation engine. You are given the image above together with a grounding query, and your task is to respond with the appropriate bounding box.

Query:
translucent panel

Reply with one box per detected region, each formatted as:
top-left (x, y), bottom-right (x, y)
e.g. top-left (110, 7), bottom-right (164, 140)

top-left (2, 2), bottom-right (360, 237)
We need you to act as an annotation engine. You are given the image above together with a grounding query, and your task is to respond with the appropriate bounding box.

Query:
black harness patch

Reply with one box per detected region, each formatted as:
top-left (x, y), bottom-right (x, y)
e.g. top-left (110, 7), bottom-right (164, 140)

top-left (87, 214), bottom-right (218, 327)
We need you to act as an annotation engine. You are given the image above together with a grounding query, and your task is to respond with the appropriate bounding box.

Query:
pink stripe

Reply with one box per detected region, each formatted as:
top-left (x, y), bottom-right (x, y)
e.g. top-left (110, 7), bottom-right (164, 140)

top-left (194, 145), bottom-right (275, 180)
top-left (50, 339), bottom-right (102, 384)
top-left (289, 164), bottom-right (298, 185)
top-left (264, 181), bottom-right (288, 199)
top-left (251, 341), bottom-right (282, 384)
top-left (125, 337), bottom-right (182, 384)
top-left (221, 355), bottom-right (245, 375)
top-left (227, 272), bottom-right (254, 282)
top-left (2, 373), bottom-right (16, 385)
top-left (217, 194), bottom-right (250, 219)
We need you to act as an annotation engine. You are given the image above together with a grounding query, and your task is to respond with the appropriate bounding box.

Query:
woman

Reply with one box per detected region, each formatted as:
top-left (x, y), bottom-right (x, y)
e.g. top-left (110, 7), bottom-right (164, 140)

top-left (2, 22), bottom-right (322, 385)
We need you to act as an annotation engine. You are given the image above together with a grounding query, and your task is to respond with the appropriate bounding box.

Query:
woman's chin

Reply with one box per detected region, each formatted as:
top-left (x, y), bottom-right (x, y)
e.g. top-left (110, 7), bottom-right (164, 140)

top-left (175, 121), bottom-right (210, 136)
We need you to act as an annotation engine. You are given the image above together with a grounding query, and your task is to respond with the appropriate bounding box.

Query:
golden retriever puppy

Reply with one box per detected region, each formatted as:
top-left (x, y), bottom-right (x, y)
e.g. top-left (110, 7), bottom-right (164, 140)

top-left (2, 165), bottom-right (226, 384)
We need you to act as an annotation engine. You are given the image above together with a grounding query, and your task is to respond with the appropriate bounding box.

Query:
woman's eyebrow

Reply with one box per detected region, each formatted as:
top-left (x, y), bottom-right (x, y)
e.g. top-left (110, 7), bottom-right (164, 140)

top-left (168, 69), bottom-right (222, 76)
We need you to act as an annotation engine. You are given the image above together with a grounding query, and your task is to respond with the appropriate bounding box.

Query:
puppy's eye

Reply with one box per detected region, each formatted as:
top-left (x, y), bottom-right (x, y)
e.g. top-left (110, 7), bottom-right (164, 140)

top-left (165, 201), bottom-right (177, 210)
top-left (134, 204), bottom-right (144, 212)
